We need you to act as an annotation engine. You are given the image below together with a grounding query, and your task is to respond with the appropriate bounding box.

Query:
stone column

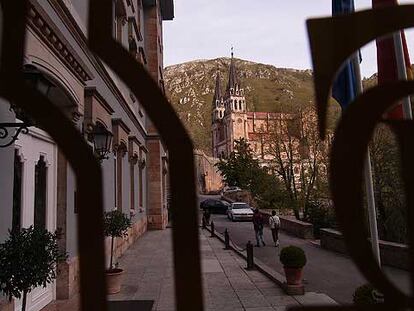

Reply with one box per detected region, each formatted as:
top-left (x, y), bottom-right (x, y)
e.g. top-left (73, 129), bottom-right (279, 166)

top-left (147, 139), bottom-right (167, 229)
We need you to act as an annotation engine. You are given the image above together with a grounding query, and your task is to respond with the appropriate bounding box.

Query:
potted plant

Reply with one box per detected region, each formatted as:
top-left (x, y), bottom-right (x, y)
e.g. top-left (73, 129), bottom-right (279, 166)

top-left (280, 245), bottom-right (307, 285)
top-left (353, 284), bottom-right (383, 305)
top-left (104, 210), bottom-right (132, 294)
top-left (0, 226), bottom-right (66, 311)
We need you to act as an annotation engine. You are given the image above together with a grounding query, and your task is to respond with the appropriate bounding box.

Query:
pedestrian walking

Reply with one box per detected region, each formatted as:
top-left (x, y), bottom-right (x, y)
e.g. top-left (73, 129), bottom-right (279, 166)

top-left (202, 208), bottom-right (211, 225)
top-left (269, 210), bottom-right (280, 247)
top-left (252, 209), bottom-right (265, 247)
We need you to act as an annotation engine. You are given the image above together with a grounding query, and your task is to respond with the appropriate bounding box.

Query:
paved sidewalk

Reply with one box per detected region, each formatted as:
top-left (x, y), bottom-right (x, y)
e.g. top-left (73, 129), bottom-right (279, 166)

top-left (109, 228), bottom-right (338, 310)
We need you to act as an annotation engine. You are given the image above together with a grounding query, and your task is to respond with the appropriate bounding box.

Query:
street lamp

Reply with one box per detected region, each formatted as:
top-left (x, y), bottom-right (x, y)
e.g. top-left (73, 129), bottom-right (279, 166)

top-left (0, 65), bottom-right (54, 148)
top-left (89, 123), bottom-right (113, 161)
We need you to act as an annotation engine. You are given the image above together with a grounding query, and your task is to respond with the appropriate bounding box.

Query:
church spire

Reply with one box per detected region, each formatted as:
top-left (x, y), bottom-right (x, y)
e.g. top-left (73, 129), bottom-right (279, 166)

top-left (213, 70), bottom-right (222, 103)
top-left (227, 47), bottom-right (237, 91)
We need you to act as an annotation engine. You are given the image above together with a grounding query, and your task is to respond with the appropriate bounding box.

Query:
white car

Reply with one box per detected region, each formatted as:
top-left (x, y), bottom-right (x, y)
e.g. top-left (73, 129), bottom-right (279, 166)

top-left (227, 202), bottom-right (254, 221)
top-left (221, 186), bottom-right (242, 196)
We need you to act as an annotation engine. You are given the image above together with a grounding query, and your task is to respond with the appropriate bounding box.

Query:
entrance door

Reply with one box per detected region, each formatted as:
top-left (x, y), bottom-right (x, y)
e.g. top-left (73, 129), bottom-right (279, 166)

top-left (13, 127), bottom-right (57, 311)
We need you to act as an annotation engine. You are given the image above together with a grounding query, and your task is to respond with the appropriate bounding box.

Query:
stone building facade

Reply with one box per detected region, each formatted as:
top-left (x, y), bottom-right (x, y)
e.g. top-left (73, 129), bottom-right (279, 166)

top-left (194, 150), bottom-right (223, 194)
top-left (211, 52), bottom-right (325, 189)
top-left (0, 0), bottom-right (173, 310)
top-left (211, 51), bottom-right (290, 163)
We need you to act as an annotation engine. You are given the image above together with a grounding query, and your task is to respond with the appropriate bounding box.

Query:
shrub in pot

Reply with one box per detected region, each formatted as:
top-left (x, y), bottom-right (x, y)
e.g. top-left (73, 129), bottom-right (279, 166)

top-left (280, 245), bottom-right (307, 285)
top-left (353, 284), bottom-right (383, 305)
top-left (104, 210), bottom-right (132, 294)
top-left (0, 226), bottom-right (66, 311)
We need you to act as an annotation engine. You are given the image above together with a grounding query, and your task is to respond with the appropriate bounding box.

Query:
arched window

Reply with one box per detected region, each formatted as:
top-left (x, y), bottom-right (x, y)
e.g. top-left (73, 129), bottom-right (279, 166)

top-left (239, 101), bottom-right (242, 110)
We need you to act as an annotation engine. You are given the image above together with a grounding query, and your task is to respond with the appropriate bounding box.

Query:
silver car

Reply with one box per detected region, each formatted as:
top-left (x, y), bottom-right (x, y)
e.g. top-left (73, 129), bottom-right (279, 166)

top-left (227, 202), bottom-right (254, 221)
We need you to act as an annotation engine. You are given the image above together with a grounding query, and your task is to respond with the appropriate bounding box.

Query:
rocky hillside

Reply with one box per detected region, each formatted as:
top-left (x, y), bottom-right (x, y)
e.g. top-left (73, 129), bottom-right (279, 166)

top-left (165, 57), bottom-right (336, 154)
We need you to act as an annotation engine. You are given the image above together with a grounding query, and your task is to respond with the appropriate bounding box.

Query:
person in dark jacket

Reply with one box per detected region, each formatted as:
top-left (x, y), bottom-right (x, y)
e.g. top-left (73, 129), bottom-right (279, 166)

top-left (252, 209), bottom-right (265, 247)
top-left (202, 208), bottom-right (211, 225)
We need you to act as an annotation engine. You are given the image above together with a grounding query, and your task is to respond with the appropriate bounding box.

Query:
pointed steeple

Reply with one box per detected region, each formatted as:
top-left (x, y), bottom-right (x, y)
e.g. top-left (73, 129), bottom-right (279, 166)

top-left (227, 47), bottom-right (237, 91)
top-left (213, 70), bottom-right (222, 103)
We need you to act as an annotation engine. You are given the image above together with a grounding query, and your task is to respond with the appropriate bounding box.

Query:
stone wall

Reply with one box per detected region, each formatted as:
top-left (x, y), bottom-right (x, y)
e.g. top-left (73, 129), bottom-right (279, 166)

top-left (260, 211), bottom-right (314, 239)
top-left (54, 217), bottom-right (148, 303)
top-left (194, 150), bottom-right (223, 194)
top-left (320, 228), bottom-right (410, 270)
top-left (114, 217), bottom-right (148, 264)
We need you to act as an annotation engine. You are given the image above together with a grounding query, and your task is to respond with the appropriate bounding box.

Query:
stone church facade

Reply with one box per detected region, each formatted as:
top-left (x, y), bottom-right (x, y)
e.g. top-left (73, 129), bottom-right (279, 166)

top-left (211, 52), bottom-right (288, 162)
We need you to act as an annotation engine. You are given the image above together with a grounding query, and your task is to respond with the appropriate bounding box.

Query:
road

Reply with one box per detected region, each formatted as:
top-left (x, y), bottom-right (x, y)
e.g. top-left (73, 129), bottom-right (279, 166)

top-left (199, 195), bottom-right (411, 304)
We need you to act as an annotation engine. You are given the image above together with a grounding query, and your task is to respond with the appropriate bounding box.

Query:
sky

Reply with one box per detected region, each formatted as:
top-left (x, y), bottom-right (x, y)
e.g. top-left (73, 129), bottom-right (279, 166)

top-left (163, 0), bottom-right (414, 78)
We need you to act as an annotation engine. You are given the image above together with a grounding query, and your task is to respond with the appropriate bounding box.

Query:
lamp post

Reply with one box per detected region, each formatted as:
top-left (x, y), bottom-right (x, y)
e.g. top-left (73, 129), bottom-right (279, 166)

top-left (89, 123), bottom-right (113, 161)
top-left (0, 65), bottom-right (54, 148)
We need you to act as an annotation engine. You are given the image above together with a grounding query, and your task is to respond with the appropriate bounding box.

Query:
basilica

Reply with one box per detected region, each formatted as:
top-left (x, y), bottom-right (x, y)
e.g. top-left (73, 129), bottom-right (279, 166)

top-left (211, 52), bottom-right (289, 161)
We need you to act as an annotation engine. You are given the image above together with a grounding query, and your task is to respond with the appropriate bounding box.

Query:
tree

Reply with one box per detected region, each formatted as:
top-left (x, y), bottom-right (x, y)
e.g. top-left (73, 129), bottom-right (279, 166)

top-left (216, 138), bottom-right (286, 209)
top-left (215, 138), bottom-right (261, 190)
top-left (0, 226), bottom-right (66, 311)
top-left (370, 124), bottom-right (407, 243)
top-left (103, 210), bottom-right (132, 270)
top-left (266, 108), bottom-right (330, 219)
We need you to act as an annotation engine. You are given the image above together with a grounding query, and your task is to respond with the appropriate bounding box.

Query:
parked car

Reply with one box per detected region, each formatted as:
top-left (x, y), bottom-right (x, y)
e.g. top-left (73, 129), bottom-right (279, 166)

top-left (221, 186), bottom-right (242, 195)
top-left (200, 199), bottom-right (230, 214)
top-left (227, 202), bottom-right (254, 221)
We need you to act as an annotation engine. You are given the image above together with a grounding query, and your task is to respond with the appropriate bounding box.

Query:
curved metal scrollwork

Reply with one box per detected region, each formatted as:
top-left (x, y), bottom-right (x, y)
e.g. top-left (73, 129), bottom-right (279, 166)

top-left (0, 2), bottom-right (107, 311)
top-left (289, 4), bottom-right (414, 311)
top-left (0, 122), bottom-right (29, 147)
top-left (87, 1), bottom-right (204, 310)
top-left (1, 1), bottom-right (203, 311)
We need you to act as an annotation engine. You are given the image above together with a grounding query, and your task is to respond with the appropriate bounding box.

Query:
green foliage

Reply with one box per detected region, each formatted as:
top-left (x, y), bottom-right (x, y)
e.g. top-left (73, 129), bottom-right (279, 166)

top-left (0, 226), bottom-right (66, 309)
top-left (215, 139), bottom-right (287, 209)
top-left (353, 284), bottom-right (378, 305)
top-left (303, 200), bottom-right (336, 238)
top-left (280, 245), bottom-right (307, 268)
top-left (215, 138), bottom-right (258, 189)
top-left (371, 125), bottom-right (408, 243)
top-left (104, 210), bottom-right (132, 270)
top-left (251, 169), bottom-right (289, 210)
top-left (104, 210), bottom-right (132, 238)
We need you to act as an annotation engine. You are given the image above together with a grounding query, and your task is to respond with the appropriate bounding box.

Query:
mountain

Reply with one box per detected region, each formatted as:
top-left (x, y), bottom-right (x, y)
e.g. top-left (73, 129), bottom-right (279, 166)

top-left (164, 57), bottom-right (335, 154)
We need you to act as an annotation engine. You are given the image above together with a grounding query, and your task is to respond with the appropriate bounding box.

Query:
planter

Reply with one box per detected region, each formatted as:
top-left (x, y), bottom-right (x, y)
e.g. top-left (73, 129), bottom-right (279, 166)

top-left (106, 268), bottom-right (124, 294)
top-left (283, 267), bottom-right (303, 285)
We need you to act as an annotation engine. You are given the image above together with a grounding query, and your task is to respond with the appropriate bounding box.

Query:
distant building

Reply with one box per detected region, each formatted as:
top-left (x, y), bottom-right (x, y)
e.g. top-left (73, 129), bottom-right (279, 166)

top-left (211, 50), bottom-right (291, 162)
top-left (211, 51), bottom-right (329, 195)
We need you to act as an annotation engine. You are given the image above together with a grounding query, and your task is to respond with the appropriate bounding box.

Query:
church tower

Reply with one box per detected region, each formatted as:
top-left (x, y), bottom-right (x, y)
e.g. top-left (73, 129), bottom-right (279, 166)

top-left (211, 71), bottom-right (226, 158)
top-left (222, 49), bottom-right (248, 154)
top-left (211, 49), bottom-right (248, 158)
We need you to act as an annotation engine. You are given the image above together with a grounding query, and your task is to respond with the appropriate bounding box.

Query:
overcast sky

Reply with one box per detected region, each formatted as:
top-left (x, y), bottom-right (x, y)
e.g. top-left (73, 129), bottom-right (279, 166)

top-left (163, 0), bottom-right (414, 78)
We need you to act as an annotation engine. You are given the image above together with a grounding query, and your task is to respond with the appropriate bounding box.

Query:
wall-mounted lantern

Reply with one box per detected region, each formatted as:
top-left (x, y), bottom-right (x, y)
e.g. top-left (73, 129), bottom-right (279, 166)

top-left (0, 65), bottom-right (54, 148)
top-left (89, 123), bottom-right (113, 161)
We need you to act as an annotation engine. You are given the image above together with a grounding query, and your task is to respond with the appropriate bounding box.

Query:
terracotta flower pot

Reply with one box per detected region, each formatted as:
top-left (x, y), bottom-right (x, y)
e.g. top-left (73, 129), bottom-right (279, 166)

top-left (106, 268), bottom-right (124, 294)
top-left (283, 267), bottom-right (303, 285)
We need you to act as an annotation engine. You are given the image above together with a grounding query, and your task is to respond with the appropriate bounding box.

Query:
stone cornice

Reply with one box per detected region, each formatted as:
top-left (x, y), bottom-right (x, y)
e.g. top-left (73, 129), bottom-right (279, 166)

top-left (27, 2), bottom-right (93, 83)
top-left (112, 118), bottom-right (131, 135)
top-left (85, 87), bottom-right (115, 115)
top-left (46, 0), bottom-right (149, 139)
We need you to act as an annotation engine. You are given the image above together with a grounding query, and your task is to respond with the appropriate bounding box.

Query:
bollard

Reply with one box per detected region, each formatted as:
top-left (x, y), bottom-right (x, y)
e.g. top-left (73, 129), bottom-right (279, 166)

top-left (246, 241), bottom-right (254, 270)
top-left (210, 221), bottom-right (215, 237)
top-left (224, 229), bottom-right (230, 250)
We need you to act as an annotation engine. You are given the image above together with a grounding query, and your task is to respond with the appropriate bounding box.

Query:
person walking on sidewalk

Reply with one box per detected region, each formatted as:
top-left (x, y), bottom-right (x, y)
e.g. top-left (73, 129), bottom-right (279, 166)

top-left (252, 209), bottom-right (265, 247)
top-left (269, 210), bottom-right (280, 247)
top-left (202, 208), bottom-right (211, 225)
